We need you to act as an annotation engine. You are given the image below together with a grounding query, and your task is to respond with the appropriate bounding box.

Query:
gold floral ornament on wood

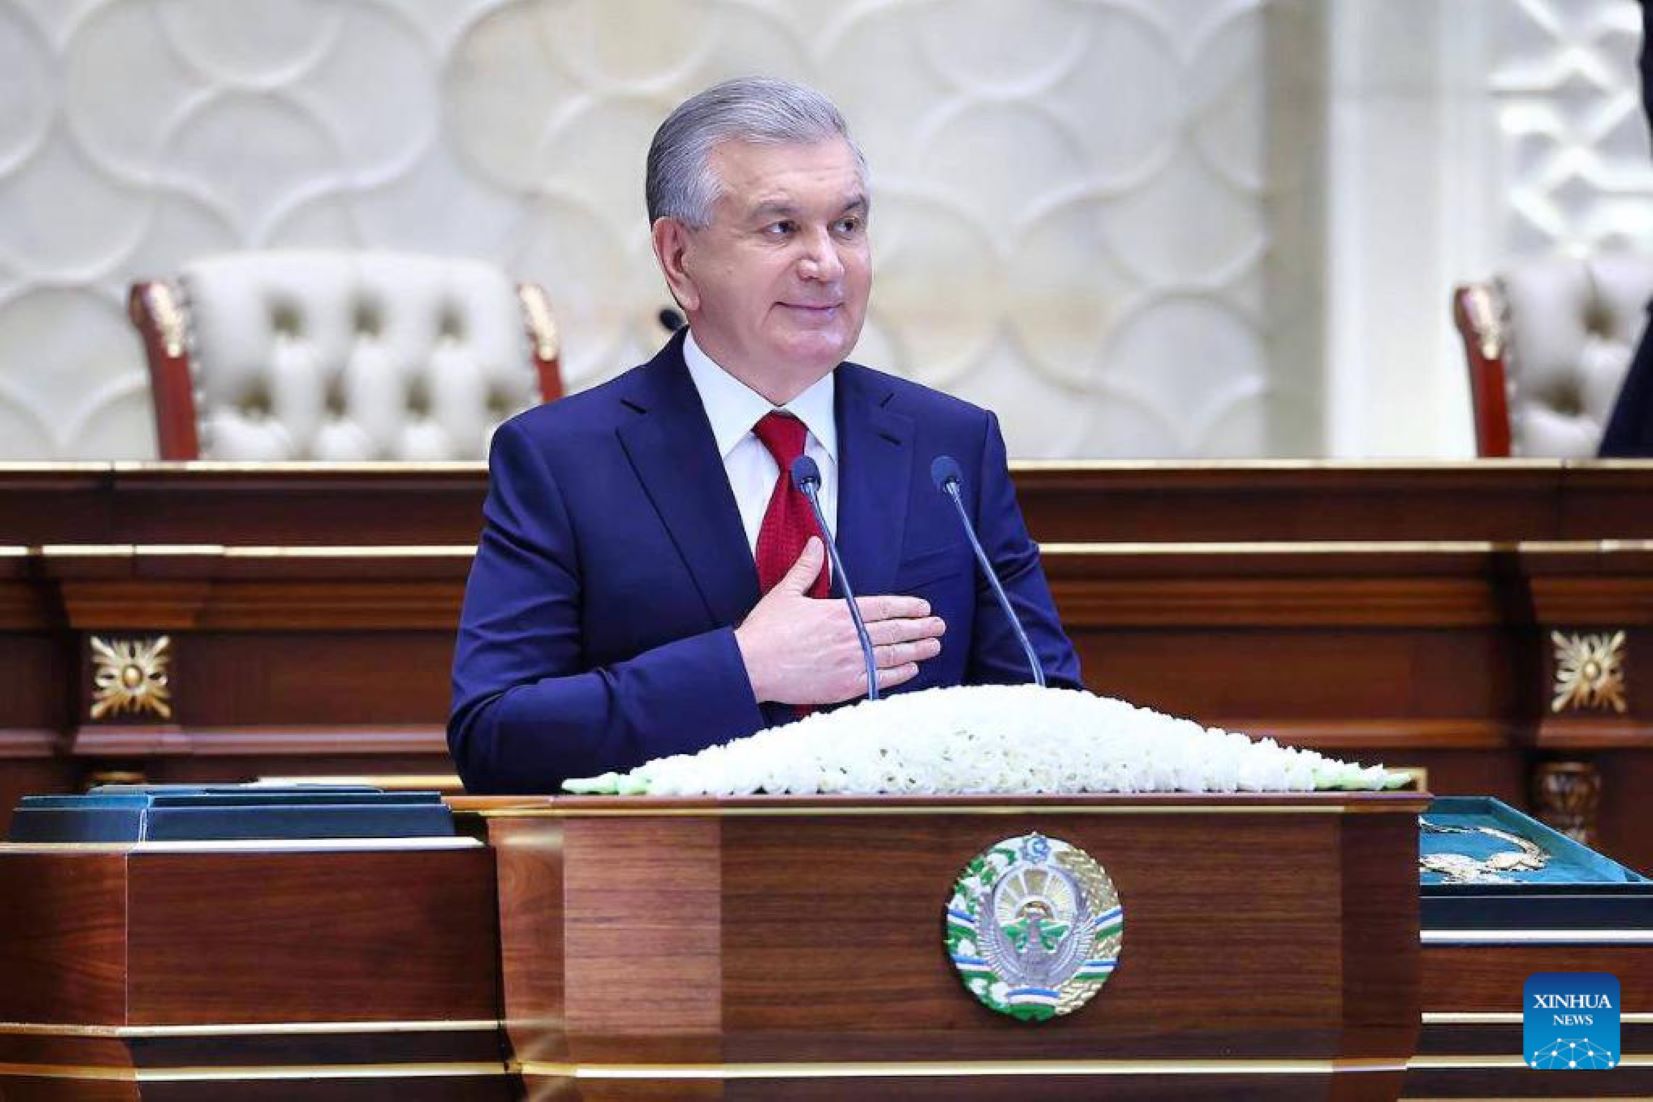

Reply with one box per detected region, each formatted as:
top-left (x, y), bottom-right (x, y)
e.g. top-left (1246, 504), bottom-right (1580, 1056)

top-left (1550, 630), bottom-right (1627, 714)
top-left (89, 636), bottom-right (173, 720)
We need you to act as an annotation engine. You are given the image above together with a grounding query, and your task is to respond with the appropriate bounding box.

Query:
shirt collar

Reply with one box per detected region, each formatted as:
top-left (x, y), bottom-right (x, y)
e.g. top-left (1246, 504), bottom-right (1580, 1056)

top-left (682, 329), bottom-right (838, 463)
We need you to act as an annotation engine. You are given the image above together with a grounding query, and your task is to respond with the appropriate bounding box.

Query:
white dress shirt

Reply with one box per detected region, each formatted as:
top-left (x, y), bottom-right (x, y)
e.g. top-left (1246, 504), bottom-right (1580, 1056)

top-left (682, 329), bottom-right (838, 555)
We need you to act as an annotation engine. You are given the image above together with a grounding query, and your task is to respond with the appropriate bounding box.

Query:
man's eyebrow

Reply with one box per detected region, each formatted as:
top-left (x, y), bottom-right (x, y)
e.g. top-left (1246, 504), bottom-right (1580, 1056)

top-left (746, 194), bottom-right (870, 220)
top-left (749, 199), bottom-right (799, 220)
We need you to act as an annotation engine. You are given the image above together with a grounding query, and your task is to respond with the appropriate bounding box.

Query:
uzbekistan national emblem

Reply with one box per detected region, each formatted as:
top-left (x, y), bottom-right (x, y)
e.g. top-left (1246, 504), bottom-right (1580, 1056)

top-left (944, 832), bottom-right (1123, 1021)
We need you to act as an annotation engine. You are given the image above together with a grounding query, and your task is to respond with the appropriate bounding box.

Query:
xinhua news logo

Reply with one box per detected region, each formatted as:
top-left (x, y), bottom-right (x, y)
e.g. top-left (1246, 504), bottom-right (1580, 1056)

top-left (1524, 972), bottom-right (1619, 1070)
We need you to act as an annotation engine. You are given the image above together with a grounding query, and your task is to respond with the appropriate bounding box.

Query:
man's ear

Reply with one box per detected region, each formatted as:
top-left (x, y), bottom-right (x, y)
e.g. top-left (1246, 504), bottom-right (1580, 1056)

top-left (651, 217), bottom-right (700, 313)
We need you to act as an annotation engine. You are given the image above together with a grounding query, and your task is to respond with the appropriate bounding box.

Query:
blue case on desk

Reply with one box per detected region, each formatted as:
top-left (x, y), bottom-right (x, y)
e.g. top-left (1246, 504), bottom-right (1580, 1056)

top-left (1421, 796), bottom-right (1653, 931)
top-left (7, 784), bottom-right (454, 842)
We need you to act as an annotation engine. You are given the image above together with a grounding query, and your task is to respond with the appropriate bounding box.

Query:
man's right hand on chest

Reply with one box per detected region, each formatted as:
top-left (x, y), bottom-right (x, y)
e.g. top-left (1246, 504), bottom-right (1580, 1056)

top-left (734, 537), bottom-right (947, 706)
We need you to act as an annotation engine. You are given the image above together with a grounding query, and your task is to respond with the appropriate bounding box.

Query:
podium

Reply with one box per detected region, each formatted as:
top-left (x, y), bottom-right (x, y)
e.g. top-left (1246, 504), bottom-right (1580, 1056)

top-left (472, 791), bottom-right (1425, 1100)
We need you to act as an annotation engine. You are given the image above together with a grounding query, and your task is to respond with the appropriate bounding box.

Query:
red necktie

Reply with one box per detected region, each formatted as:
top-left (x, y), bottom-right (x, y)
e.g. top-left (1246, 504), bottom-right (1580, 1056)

top-left (752, 412), bottom-right (830, 599)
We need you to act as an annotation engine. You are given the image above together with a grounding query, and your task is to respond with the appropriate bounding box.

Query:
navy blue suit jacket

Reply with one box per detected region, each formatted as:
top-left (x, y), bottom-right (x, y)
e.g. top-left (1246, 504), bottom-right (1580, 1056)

top-left (448, 332), bottom-right (1081, 793)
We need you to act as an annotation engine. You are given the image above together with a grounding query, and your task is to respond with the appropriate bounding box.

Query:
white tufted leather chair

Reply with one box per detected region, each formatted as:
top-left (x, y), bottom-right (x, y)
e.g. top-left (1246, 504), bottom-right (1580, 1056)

top-left (129, 251), bottom-right (562, 460)
top-left (1453, 256), bottom-right (1653, 457)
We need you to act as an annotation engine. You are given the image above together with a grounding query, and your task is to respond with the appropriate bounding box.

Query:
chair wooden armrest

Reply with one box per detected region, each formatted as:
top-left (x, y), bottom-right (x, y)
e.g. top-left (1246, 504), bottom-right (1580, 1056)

top-left (129, 279), bottom-right (202, 460)
top-left (1452, 283), bottom-right (1512, 458)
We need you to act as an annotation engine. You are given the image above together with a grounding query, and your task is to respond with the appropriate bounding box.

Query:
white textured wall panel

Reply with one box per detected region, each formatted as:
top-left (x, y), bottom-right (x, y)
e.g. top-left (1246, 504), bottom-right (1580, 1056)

top-left (1492, 0), bottom-right (1652, 255)
top-left (0, 0), bottom-right (1314, 458)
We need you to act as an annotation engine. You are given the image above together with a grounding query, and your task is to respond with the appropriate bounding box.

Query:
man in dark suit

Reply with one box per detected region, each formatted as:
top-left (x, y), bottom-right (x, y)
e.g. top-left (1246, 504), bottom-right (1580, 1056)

top-left (449, 78), bottom-right (1080, 793)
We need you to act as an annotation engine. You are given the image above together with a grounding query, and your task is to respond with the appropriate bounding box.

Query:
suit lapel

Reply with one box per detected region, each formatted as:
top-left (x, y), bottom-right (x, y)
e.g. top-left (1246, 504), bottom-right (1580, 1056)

top-left (834, 364), bottom-right (914, 599)
top-left (616, 335), bottom-right (760, 627)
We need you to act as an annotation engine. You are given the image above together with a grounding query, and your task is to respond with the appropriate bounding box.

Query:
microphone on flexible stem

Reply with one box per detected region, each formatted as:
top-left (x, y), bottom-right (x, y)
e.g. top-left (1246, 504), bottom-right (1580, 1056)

top-left (790, 455), bottom-right (879, 702)
top-left (930, 455), bottom-right (1046, 688)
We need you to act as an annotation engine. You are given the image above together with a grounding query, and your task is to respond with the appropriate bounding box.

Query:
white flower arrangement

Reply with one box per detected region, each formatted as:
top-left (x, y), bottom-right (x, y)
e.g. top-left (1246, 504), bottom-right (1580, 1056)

top-left (563, 684), bottom-right (1408, 797)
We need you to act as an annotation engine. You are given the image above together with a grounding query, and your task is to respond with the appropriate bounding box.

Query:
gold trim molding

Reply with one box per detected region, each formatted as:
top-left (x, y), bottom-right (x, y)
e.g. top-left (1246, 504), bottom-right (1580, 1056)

top-left (0, 836), bottom-right (482, 855)
top-left (1040, 540), bottom-right (1506, 556)
top-left (0, 1019), bottom-right (499, 1038)
top-left (473, 802), bottom-right (1376, 820)
top-left (1007, 458), bottom-right (1563, 471)
top-left (1421, 928), bottom-right (1653, 944)
top-left (1408, 1054), bottom-right (1653, 1069)
top-left (516, 1057), bottom-right (1406, 1080)
top-left (9, 537), bottom-right (1649, 562)
top-left (0, 1061), bottom-right (505, 1083)
top-left (39, 544), bottom-right (476, 559)
top-left (1423, 1012), bottom-right (1653, 1024)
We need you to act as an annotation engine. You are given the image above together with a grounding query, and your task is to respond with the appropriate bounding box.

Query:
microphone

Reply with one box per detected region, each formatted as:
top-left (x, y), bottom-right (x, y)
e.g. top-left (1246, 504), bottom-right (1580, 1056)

top-left (930, 455), bottom-right (1046, 688)
top-left (790, 455), bottom-right (879, 702)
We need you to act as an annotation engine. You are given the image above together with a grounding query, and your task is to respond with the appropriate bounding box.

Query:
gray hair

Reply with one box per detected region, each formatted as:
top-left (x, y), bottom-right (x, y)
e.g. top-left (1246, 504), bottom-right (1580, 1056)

top-left (646, 76), bottom-right (868, 228)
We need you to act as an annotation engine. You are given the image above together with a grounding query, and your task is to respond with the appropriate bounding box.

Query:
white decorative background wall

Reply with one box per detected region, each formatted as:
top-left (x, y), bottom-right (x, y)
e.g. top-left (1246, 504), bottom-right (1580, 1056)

top-left (1325, 0), bottom-right (1649, 457)
top-left (0, 0), bottom-right (1647, 460)
top-left (0, 0), bottom-right (1310, 459)
top-left (1493, 0), bottom-right (1650, 255)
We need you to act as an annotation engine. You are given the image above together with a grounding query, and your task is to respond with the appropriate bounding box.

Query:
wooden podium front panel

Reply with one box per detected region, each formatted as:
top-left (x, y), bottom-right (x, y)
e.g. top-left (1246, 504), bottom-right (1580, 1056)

top-left (563, 817), bottom-right (723, 1058)
top-left (0, 852), bottom-right (129, 1024)
top-left (483, 793), bottom-right (1424, 1100)
top-left (715, 813), bottom-right (1347, 1059)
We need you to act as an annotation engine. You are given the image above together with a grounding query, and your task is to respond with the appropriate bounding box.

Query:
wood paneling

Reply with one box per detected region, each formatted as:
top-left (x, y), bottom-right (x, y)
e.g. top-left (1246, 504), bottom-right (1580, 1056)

top-left (167, 633), bottom-right (456, 725)
top-left (0, 753), bottom-right (78, 849)
top-left (1012, 463), bottom-right (1570, 543)
top-left (1343, 811), bottom-right (1422, 1060)
top-left (491, 818), bottom-right (568, 1065)
top-left (0, 840), bottom-right (509, 1101)
top-left (486, 793), bottom-right (1425, 1098)
top-left (0, 635), bottom-right (71, 729)
top-left (126, 848), bottom-right (498, 1025)
top-left (1403, 1066), bottom-right (1653, 1098)
top-left (1410, 941), bottom-right (1653, 1098)
top-left (1421, 944), bottom-right (1653, 1013)
top-left (0, 461), bottom-right (1643, 546)
top-left (0, 852), bottom-right (128, 1024)
top-left (564, 817), bottom-right (722, 1062)
top-left (716, 813), bottom-right (1348, 1058)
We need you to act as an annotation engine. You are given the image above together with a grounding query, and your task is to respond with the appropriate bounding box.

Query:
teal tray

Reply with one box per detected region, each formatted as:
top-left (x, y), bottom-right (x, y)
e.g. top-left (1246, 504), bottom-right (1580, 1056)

top-left (1421, 796), bottom-right (1652, 932)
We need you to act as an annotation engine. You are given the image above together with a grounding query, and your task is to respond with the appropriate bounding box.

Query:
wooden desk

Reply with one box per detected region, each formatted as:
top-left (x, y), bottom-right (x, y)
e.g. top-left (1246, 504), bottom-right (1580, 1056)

top-left (0, 459), bottom-right (1648, 545)
top-left (1413, 936), bottom-right (1653, 1097)
top-left (0, 462), bottom-right (1648, 869)
top-left (0, 832), bottom-right (502, 1100)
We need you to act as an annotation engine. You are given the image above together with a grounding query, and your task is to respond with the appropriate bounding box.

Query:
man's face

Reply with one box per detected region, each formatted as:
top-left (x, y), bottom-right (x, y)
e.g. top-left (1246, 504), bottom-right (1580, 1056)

top-left (657, 136), bottom-right (871, 394)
